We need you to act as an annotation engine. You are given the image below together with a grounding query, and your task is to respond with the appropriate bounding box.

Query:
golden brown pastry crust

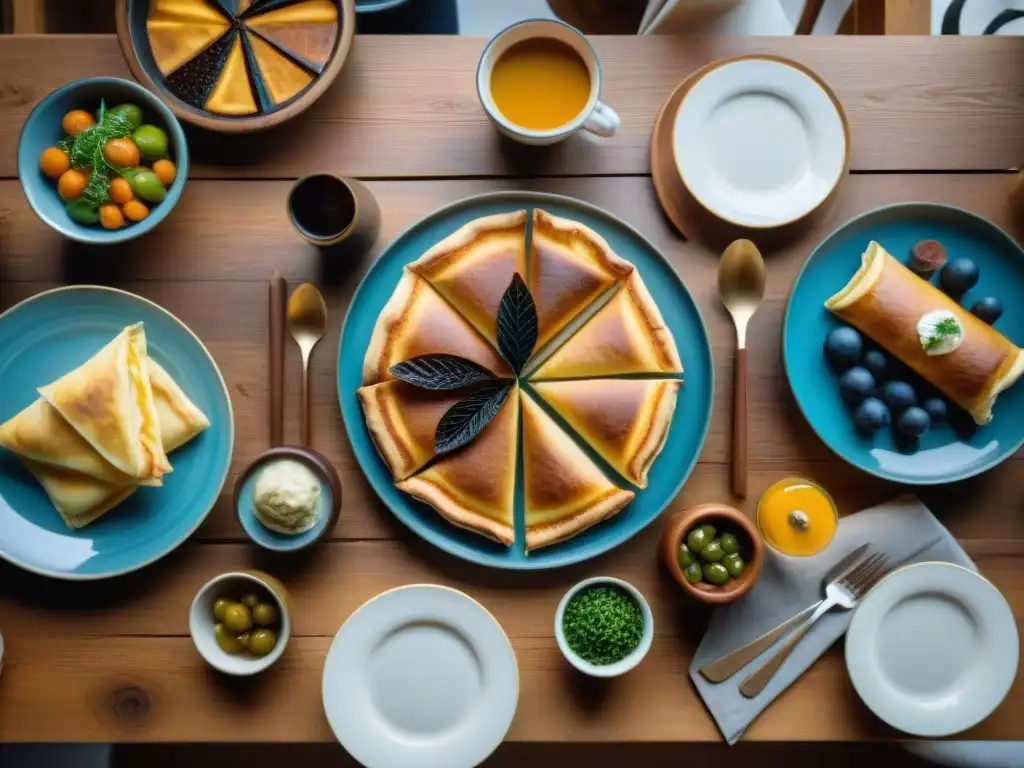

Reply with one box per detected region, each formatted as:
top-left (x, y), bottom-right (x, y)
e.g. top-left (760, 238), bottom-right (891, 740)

top-left (19, 458), bottom-right (137, 529)
top-left (148, 358), bottom-right (210, 453)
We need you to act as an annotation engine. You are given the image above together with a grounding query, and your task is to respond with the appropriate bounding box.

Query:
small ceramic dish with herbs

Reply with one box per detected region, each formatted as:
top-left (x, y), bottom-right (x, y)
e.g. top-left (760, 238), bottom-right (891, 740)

top-left (555, 576), bottom-right (653, 678)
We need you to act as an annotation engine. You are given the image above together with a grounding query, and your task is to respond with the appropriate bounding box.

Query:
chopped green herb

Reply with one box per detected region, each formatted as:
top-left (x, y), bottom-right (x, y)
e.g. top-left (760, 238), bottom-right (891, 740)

top-left (562, 585), bottom-right (643, 666)
top-left (925, 316), bottom-right (961, 350)
top-left (63, 99), bottom-right (135, 211)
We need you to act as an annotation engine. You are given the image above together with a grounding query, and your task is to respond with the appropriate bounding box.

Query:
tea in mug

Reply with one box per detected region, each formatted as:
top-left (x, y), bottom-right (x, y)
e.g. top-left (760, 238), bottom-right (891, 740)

top-left (490, 38), bottom-right (591, 132)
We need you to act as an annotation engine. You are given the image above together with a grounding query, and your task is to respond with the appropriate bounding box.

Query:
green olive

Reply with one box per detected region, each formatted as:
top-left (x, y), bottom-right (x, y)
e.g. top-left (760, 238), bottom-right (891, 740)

top-left (133, 124), bottom-right (168, 161)
top-left (212, 597), bottom-right (231, 621)
top-left (720, 532), bottom-right (740, 555)
top-left (222, 602), bottom-right (252, 633)
top-left (66, 198), bottom-right (100, 225)
top-left (723, 553), bottom-right (746, 578)
top-left (678, 543), bottom-right (695, 569)
top-left (215, 623), bottom-right (246, 654)
top-left (128, 169), bottom-right (166, 203)
top-left (252, 603), bottom-right (279, 627)
top-left (106, 103), bottom-right (143, 130)
top-left (686, 526), bottom-right (711, 552)
top-left (237, 631), bottom-right (251, 649)
top-left (248, 628), bottom-right (277, 656)
top-left (702, 562), bottom-right (730, 586)
top-left (700, 539), bottom-right (725, 563)
top-left (240, 593), bottom-right (260, 609)
top-left (684, 562), bottom-right (703, 584)
top-left (699, 523), bottom-right (717, 540)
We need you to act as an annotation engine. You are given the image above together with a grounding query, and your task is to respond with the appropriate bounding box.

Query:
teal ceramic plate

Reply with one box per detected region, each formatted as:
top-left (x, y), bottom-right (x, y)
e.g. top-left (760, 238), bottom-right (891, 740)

top-left (338, 192), bottom-right (713, 569)
top-left (784, 203), bottom-right (1024, 484)
top-left (0, 286), bottom-right (234, 579)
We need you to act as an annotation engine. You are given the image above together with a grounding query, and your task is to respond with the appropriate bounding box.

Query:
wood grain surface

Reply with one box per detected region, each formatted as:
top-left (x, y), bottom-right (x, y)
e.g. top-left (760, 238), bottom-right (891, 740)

top-left (2, 33), bottom-right (1024, 746)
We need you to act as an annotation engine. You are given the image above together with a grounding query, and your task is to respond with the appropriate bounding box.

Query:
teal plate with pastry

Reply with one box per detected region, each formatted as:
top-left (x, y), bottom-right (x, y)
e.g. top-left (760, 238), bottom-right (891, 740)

top-left (0, 286), bottom-right (233, 579)
top-left (784, 203), bottom-right (1024, 484)
top-left (339, 191), bottom-right (714, 569)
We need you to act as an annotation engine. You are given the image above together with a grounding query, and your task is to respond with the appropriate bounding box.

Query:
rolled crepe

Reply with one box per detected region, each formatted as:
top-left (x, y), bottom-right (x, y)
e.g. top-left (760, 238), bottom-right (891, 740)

top-left (825, 242), bottom-right (1024, 424)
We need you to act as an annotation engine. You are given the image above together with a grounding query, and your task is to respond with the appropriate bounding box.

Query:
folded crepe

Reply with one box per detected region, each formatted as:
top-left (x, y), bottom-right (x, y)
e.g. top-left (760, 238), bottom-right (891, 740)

top-left (396, 386), bottom-right (518, 546)
top-left (147, 358), bottom-right (211, 452)
top-left (520, 390), bottom-right (634, 551)
top-left (825, 242), bottom-right (1024, 424)
top-left (363, 272), bottom-right (512, 385)
top-left (37, 323), bottom-right (171, 481)
top-left (406, 211), bottom-right (528, 347)
top-left (531, 272), bottom-right (682, 380)
top-left (18, 458), bottom-right (138, 529)
top-left (533, 379), bottom-right (680, 489)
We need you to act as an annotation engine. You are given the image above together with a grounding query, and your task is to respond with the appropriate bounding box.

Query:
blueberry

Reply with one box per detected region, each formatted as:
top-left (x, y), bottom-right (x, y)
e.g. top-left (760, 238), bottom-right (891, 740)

top-left (897, 406), bottom-right (931, 438)
top-left (862, 349), bottom-right (889, 382)
top-left (853, 397), bottom-right (891, 435)
top-left (939, 258), bottom-right (980, 299)
top-left (922, 397), bottom-right (948, 424)
top-left (970, 297), bottom-right (1003, 325)
top-left (838, 366), bottom-right (875, 407)
top-left (823, 327), bottom-right (863, 372)
top-left (881, 380), bottom-right (917, 413)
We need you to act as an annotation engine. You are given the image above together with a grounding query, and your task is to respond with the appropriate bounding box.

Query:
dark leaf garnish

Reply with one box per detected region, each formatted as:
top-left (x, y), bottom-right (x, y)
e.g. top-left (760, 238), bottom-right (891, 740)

top-left (496, 273), bottom-right (538, 375)
top-left (389, 354), bottom-right (496, 390)
top-left (435, 380), bottom-right (512, 455)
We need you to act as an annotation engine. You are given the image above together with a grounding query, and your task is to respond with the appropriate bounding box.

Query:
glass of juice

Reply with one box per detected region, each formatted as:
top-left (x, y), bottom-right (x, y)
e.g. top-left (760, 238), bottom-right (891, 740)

top-left (756, 477), bottom-right (838, 557)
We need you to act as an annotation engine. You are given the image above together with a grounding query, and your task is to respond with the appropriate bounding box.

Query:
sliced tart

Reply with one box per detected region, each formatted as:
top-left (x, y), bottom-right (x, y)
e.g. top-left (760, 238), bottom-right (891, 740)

top-left (406, 211), bottom-right (528, 348)
top-left (245, 0), bottom-right (339, 71)
top-left (528, 208), bottom-right (633, 356)
top-left (532, 379), bottom-right (679, 489)
top-left (362, 272), bottom-right (513, 385)
top-left (520, 390), bottom-right (634, 551)
top-left (244, 31), bottom-right (314, 106)
top-left (397, 386), bottom-right (518, 546)
top-left (146, 0), bottom-right (232, 76)
top-left (531, 272), bottom-right (682, 379)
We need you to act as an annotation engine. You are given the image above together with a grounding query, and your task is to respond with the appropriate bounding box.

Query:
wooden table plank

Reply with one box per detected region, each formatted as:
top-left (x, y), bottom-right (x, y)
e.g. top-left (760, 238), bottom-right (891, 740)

top-left (1, 36), bottom-right (1023, 178)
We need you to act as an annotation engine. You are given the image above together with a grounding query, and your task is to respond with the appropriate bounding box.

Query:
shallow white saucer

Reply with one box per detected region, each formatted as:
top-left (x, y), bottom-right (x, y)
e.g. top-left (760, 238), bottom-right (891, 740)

top-left (322, 585), bottom-right (519, 768)
top-left (846, 562), bottom-right (1018, 737)
top-left (673, 56), bottom-right (848, 228)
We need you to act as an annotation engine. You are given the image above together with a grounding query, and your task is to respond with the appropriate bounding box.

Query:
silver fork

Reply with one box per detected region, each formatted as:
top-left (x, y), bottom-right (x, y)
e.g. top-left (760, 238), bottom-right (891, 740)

top-left (738, 551), bottom-right (889, 698)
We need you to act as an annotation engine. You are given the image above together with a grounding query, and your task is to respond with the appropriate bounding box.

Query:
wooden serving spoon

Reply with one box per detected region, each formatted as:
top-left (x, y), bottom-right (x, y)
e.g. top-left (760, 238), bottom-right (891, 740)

top-left (718, 240), bottom-right (765, 498)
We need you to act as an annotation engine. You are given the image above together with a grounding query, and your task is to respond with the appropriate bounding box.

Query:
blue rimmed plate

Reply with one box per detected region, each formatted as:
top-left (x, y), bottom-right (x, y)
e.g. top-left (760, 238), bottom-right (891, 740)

top-left (0, 286), bottom-right (234, 579)
top-left (338, 192), bottom-right (714, 569)
top-left (784, 203), bottom-right (1024, 484)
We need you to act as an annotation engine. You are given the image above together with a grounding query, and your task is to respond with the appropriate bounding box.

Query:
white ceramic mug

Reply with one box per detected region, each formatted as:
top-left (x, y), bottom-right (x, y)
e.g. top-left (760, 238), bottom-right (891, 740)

top-left (476, 19), bottom-right (620, 146)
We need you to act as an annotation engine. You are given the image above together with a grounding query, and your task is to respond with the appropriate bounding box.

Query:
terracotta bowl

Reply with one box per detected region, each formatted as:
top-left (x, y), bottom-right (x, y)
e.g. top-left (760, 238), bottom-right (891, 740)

top-left (659, 504), bottom-right (763, 605)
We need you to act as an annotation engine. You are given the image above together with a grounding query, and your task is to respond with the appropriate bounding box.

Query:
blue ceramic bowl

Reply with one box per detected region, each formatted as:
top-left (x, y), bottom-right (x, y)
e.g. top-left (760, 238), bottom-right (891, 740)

top-left (784, 203), bottom-right (1024, 485)
top-left (17, 76), bottom-right (188, 244)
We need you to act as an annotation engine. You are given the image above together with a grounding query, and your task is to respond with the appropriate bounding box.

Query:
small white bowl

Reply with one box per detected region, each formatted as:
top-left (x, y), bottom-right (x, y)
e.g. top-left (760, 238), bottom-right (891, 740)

top-left (189, 571), bottom-right (291, 676)
top-left (554, 576), bottom-right (653, 678)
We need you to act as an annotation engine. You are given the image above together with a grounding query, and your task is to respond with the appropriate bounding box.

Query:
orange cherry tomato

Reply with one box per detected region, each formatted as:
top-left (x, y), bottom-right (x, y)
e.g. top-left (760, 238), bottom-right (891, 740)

top-left (122, 199), bottom-right (149, 222)
top-left (62, 110), bottom-right (94, 137)
top-left (39, 146), bottom-right (70, 179)
top-left (110, 177), bottom-right (134, 205)
top-left (103, 138), bottom-right (140, 168)
top-left (151, 158), bottom-right (176, 186)
top-left (99, 204), bottom-right (125, 230)
top-left (57, 168), bottom-right (89, 201)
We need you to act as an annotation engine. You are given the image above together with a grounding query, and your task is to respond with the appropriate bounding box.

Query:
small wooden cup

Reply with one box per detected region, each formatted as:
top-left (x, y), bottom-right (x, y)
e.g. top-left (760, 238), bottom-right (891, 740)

top-left (660, 503), bottom-right (763, 605)
top-left (287, 174), bottom-right (381, 253)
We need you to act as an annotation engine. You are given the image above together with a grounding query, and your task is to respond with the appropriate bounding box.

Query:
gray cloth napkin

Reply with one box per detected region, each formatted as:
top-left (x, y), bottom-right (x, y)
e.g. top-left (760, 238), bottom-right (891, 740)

top-left (689, 494), bottom-right (976, 744)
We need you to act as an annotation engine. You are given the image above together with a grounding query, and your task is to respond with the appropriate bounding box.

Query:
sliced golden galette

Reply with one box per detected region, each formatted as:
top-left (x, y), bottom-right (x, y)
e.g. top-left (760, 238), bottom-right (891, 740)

top-left (532, 380), bottom-right (680, 489)
top-left (363, 272), bottom-right (512, 385)
top-left (396, 387), bottom-right (519, 546)
top-left (520, 390), bottom-right (634, 552)
top-left (407, 211), bottom-right (528, 347)
top-left (532, 272), bottom-right (682, 380)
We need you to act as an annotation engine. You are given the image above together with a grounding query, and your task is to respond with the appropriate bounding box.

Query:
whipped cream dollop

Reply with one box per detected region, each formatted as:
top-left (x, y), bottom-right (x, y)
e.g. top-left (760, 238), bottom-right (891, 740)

top-left (917, 309), bottom-right (963, 356)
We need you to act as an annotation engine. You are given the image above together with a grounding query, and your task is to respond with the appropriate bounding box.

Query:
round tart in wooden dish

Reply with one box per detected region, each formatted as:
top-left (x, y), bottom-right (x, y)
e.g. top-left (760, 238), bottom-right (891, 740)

top-left (116, 0), bottom-right (355, 132)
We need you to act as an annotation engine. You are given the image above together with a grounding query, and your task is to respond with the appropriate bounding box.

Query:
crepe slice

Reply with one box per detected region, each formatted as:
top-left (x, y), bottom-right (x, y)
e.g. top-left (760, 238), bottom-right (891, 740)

top-left (406, 211), bottom-right (528, 348)
top-left (531, 271), bottom-right (682, 380)
top-left (528, 208), bottom-right (634, 356)
top-left (146, 0), bottom-right (232, 76)
top-left (396, 386), bottom-right (518, 546)
top-left (826, 241), bottom-right (1024, 425)
top-left (18, 458), bottom-right (138, 530)
top-left (37, 324), bottom-right (171, 482)
top-left (363, 271), bottom-right (513, 385)
top-left (357, 380), bottom-right (468, 481)
top-left (520, 390), bottom-right (634, 552)
top-left (147, 358), bottom-right (211, 453)
top-left (533, 379), bottom-right (679, 489)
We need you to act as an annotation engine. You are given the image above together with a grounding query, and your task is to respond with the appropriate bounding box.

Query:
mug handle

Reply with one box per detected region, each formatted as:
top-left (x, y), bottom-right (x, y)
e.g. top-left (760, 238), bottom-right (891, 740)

top-left (583, 101), bottom-right (619, 137)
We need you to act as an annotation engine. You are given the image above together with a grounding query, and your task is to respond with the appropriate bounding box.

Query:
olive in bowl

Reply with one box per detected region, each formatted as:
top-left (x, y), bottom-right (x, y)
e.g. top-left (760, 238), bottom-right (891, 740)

top-left (660, 504), bottom-right (763, 605)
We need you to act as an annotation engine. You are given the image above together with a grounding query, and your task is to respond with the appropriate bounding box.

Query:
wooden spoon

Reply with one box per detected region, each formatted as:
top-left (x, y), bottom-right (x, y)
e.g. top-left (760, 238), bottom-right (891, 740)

top-left (718, 239), bottom-right (765, 498)
top-left (287, 283), bottom-right (328, 447)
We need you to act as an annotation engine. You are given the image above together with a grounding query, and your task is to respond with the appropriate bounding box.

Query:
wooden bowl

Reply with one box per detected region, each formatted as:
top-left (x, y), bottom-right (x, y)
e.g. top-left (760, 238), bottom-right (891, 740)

top-left (115, 0), bottom-right (356, 133)
top-left (659, 503), bottom-right (763, 605)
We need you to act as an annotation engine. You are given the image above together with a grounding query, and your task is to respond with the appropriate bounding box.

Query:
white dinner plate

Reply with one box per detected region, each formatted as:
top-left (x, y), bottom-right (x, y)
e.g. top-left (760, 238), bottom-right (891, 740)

top-left (846, 562), bottom-right (1019, 737)
top-left (322, 585), bottom-right (519, 768)
top-left (672, 56), bottom-right (848, 228)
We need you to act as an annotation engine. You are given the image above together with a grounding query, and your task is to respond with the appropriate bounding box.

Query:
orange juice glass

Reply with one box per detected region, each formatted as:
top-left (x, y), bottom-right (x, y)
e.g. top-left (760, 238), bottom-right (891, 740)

top-left (756, 477), bottom-right (838, 557)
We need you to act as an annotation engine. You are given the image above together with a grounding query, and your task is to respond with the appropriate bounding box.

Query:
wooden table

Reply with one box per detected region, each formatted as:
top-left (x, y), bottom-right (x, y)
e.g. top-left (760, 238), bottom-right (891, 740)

top-left (1, 34), bottom-right (1024, 745)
